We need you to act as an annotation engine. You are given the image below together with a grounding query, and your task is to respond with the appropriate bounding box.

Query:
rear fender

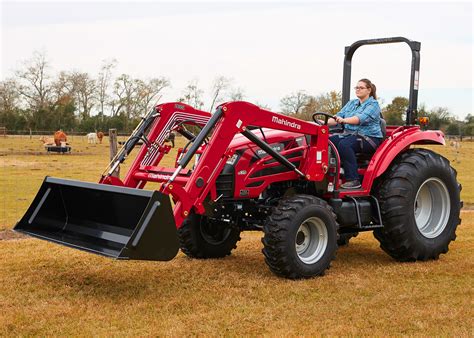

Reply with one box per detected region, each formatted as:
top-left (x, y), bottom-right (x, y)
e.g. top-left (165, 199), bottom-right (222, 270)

top-left (366, 128), bottom-right (445, 182)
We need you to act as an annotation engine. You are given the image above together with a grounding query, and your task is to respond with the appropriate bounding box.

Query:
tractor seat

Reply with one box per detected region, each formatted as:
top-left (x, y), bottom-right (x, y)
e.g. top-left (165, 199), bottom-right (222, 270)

top-left (356, 152), bottom-right (374, 168)
top-left (355, 117), bottom-right (387, 168)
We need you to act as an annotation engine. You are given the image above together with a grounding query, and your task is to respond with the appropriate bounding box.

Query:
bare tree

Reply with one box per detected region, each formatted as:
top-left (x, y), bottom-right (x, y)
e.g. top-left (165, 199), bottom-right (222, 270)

top-left (97, 59), bottom-right (117, 116)
top-left (112, 74), bottom-right (138, 118)
top-left (135, 77), bottom-right (170, 114)
top-left (16, 51), bottom-right (52, 111)
top-left (51, 71), bottom-right (74, 102)
top-left (209, 76), bottom-right (231, 112)
top-left (255, 101), bottom-right (271, 110)
top-left (69, 71), bottom-right (97, 120)
top-left (178, 80), bottom-right (204, 110)
top-left (228, 87), bottom-right (245, 101)
top-left (279, 90), bottom-right (310, 115)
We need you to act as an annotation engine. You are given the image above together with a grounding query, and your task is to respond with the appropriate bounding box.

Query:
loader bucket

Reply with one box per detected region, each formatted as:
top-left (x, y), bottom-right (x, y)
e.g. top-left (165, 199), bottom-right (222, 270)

top-left (14, 177), bottom-right (179, 261)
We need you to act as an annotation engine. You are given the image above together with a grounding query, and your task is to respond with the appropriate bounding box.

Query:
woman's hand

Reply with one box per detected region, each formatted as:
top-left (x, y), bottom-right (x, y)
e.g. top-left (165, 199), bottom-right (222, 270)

top-left (335, 116), bottom-right (360, 125)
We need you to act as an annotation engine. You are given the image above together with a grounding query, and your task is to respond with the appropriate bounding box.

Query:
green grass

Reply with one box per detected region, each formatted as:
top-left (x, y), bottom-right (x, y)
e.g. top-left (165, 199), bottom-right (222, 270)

top-left (0, 135), bottom-right (473, 335)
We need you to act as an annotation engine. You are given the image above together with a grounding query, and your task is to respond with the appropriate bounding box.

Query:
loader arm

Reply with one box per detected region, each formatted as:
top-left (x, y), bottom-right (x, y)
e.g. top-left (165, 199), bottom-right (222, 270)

top-left (122, 103), bottom-right (211, 188)
top-left (100, 103), bottom-right (211, 188)
top-left (161, 101), bottom-right (330, 228)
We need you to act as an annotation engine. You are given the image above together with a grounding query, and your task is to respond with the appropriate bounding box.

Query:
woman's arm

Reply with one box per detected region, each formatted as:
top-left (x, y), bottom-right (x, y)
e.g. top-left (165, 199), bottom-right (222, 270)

top-left (337, 115), bottom-right (360, 125)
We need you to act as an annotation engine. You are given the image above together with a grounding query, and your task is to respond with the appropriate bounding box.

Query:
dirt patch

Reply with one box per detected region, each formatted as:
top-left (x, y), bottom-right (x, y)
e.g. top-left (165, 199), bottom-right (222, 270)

top-left (0, 158), bottom-right (40, 167)
top-left (0, 229), bottom-right (27, 240)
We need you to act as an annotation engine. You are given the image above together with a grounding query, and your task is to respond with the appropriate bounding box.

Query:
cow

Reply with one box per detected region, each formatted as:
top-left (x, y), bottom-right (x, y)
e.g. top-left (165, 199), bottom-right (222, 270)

top-left (97, 131), bottom-right (104, 144)
top-left (53, 130), bottom-right (67, 146)
top-left (39, 136), bottom-right (55, 146)
top-left (86, 132), bottom-right (98, 144)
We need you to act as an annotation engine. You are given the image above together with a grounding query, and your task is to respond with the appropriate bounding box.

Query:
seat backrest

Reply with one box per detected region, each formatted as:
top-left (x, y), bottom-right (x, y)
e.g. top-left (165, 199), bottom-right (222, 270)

top-left (380, 116), bottom-right (387, 139)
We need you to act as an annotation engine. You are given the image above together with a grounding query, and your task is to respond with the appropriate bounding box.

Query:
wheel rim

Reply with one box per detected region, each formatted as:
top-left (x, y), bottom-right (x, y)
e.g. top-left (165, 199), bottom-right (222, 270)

top-left (295, 217), bottom-right (328, 264)
top-left (414, 177), bottom-right (451, 238)
top-left (200, 220), bottom-right (232, 245)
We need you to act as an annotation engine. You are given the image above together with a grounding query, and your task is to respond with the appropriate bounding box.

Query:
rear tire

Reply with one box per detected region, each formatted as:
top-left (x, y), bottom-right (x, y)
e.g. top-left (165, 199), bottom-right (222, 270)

top-left (178, 213), bottom-right (241, 258)
top-left (262, 195), bottom-right (338, 279)
top-left (374, 149), bottom-right (461, 261)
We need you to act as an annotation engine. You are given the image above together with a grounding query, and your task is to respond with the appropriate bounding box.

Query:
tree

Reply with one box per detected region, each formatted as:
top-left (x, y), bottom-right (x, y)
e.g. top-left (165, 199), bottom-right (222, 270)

top-left (16, 51), bottom-right (52, 111)
top-left (135, 77), bottom-right (170, 115)
top-left (228, 87), bottom-right (245, 101)
top-left (383, 96), bottom-right (408, 125)
top-left (0, 78), bottom-right (25, 129)
top-left (112, 74), bottom-right (137, 118)
top-left (50, 94), bottom-right (77, 130)
top-left (299, 91), bottom-right (342, 121)
top-left (464, 114), bottom-right (474, 136)
top-left (97, 59), bottom-right (117, 116)
top-left (255, 101), bottom-right (271, 110)
top-left (425, 107), bottom-right (452, 130)
top-left (209, 76), bottom-right (231, 112)
top-left (0, 78), bottom-right (20, 116)
top-left (280, 90), bottom-right (310, 115)
top-left (446, 120), bottom-right (463, 136)
top-left (280, 91), bottom-right (309, 115)
top-left (69, 71), bottom-right (97, 120)
top-left (178, 80), bottom-right (204, 110)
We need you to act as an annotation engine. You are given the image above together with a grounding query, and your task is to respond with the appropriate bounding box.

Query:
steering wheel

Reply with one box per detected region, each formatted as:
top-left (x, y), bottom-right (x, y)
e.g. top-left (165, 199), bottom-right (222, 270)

top-left (312, 112), bottom-right (335, 125)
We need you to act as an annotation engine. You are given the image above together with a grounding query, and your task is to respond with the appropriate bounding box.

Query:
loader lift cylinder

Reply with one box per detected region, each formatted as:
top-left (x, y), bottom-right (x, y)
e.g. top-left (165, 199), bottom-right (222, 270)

top-left (178, 107), bottom-right (224, 169)
top-left (104, 108), bottom-right (159, 178)
top-left (164, 107), bottom-right (225, 186)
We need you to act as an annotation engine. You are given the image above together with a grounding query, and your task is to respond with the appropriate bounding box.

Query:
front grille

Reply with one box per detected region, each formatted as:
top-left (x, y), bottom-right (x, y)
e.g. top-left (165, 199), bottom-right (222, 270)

top-left (216, 164), bottom-right (235, 198)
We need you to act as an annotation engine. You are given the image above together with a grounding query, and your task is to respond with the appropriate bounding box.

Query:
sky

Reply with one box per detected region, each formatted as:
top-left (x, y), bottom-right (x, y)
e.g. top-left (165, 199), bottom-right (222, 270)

top-left (1, 1), bottom-right (473, 118)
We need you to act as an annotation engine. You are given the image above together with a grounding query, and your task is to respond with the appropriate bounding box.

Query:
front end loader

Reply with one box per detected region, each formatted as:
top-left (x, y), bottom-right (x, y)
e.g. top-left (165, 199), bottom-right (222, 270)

top-left (15, 37), bottom-right (461, 279)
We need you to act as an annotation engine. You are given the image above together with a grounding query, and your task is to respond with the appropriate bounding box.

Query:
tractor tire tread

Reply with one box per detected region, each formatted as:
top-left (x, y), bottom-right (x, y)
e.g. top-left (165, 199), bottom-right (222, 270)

top-left (374, 148), bottom-right (461, 261)
top-left (262, 195), bottom-right (339, 279)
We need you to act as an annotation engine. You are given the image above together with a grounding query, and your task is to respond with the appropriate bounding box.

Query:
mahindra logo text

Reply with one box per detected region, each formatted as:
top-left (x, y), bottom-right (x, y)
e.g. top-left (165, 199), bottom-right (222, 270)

top-left (271, 116), bottom-right (301, 130)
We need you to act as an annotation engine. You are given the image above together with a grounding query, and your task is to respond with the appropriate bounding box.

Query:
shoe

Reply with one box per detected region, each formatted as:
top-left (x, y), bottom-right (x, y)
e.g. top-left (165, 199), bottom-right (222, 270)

top-left (341, 180), bottom-right (361, 189)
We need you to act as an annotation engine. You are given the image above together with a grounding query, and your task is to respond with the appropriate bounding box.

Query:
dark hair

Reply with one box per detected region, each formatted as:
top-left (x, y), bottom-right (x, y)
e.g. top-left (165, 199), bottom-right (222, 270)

top-left (359, 78), bottom-right (377, 100)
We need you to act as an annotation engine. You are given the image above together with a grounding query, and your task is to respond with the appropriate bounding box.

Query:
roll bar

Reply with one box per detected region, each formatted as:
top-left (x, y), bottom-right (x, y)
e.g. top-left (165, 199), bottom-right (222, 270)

top-left (342, 37), bottom-right (421, 125)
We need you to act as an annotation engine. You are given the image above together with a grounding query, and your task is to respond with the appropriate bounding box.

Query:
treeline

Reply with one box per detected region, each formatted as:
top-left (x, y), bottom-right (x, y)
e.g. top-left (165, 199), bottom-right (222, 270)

top-left (0, 52), bottom-right (244, 133)
top-left (1, 52), bottom-right (472, 135)
top-left (279, 91), bottom-right (474, 136)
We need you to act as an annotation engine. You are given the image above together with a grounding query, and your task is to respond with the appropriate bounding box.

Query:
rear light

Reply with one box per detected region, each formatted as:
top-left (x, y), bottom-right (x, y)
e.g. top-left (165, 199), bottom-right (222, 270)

top-left (419, 117), bottom-right (429, 126)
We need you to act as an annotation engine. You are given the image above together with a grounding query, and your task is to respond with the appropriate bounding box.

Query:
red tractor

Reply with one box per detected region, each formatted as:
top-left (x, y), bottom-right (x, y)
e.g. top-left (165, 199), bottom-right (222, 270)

top-left (16, 37), bottom-right (461, 279)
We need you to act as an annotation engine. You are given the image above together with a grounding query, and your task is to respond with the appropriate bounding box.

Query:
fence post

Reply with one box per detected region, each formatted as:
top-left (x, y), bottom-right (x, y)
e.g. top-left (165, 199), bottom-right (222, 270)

top-left (109, 128), bottom-right (120, 178)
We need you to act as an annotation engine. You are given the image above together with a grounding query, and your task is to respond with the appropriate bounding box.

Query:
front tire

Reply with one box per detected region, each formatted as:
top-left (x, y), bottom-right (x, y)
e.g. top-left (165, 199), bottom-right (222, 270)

top-left (178, 213), bottom-right (241, 258)
top-left (262, 195), bottom-right (338, 279)
top-left (374, 149), bottom-right (462, 261)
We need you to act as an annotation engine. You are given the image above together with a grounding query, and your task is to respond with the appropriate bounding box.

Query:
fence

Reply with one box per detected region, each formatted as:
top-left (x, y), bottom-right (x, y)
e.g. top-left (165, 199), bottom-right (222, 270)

top-left (445, 135), bottom-right (474, 141)
top-left (3, 129), bottom-right (132, 137)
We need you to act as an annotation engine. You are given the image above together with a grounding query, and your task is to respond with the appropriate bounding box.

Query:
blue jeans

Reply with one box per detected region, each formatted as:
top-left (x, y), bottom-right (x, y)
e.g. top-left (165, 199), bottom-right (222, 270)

top-left (329, 134), bottom-right (382, 180)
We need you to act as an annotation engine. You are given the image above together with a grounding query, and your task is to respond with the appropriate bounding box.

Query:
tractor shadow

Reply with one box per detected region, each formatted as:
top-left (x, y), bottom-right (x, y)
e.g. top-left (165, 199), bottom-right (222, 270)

top-left (29, 233), bottom-right (397, 299)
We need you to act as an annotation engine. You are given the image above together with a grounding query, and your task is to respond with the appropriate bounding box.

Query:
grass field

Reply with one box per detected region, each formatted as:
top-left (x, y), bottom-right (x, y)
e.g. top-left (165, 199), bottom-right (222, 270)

top-left (0, 135), bottom-right (473, 335)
